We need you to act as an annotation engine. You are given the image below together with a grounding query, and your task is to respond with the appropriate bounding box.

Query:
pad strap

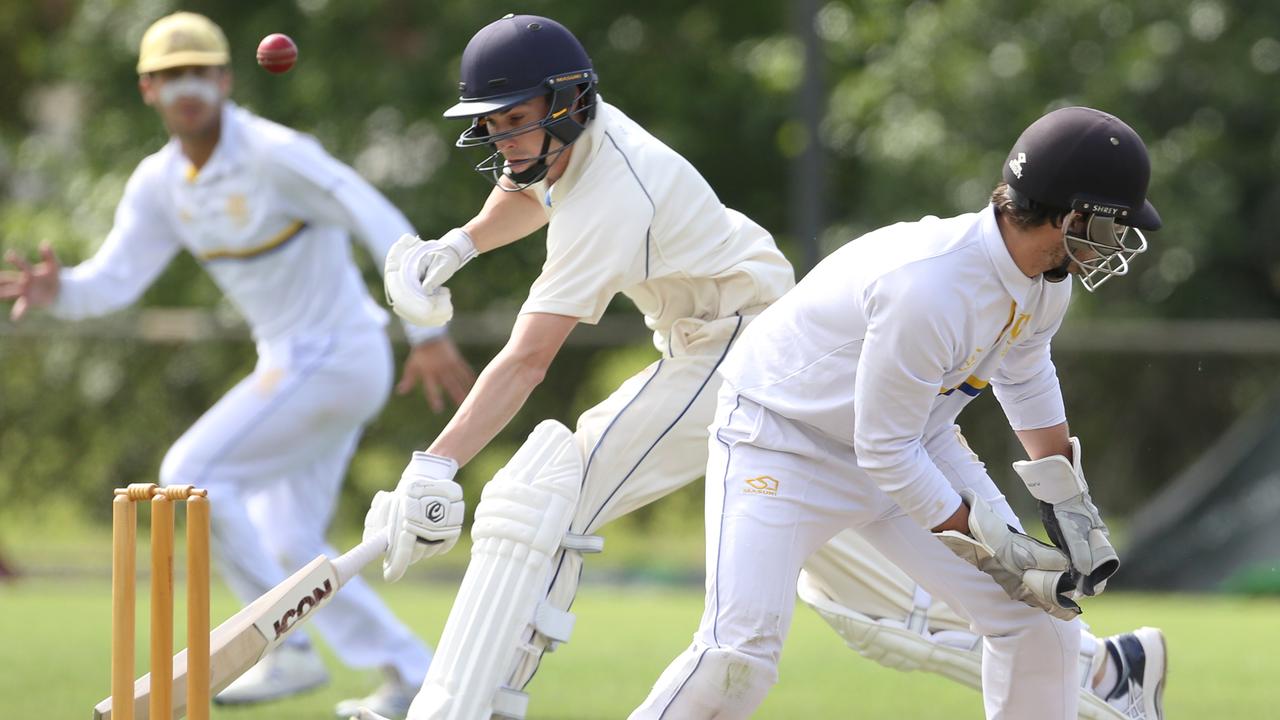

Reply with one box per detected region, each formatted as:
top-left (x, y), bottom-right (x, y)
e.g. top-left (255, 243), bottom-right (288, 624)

top-left (533, 602), bottom-right (576, 646)
top-left (492, 688), bottom-right (529, 720)
top-left (562, 533), bottom-right (604, 553)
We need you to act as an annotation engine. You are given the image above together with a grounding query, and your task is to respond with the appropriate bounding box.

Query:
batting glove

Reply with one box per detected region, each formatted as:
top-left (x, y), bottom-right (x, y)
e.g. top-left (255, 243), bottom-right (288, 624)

top-left (1013, 437), bottom-right (1119, 596)
top-left (364, 452), bottom-right (465, 582)
top-left (383, 229), bottom-right (476, 327)
top-left (935, 490), bottom-right (1081, 621)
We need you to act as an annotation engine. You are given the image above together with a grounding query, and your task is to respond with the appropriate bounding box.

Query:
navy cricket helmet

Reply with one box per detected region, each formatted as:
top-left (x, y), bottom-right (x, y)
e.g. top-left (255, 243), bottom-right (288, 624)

top-left (1003, 106), bottom-right (1161, 291)
top-left (445, 14), bottom-right (597, 189)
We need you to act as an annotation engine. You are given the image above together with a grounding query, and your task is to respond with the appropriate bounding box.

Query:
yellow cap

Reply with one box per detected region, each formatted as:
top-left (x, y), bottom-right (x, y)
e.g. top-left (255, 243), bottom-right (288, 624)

top-left (137, 12), bottom-right (230, 74)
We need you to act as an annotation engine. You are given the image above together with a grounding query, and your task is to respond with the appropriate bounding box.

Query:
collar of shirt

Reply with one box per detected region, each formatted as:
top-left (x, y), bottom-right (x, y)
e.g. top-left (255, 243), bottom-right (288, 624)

top-left (978, 203), bottom-right (1037, 307)
top-left (169, 101), bottom-right (247, 185)
top-left (542, 93), bottom-right (608, 208)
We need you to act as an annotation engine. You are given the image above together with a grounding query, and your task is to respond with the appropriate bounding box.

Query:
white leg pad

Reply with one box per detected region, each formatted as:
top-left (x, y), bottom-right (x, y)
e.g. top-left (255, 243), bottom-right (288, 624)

top-left (409, 420), bottom-right (584, 720)
top-left (797, 570), bottom-right (1128, 720)
top-left (797, 569), bottom-right (982, 686)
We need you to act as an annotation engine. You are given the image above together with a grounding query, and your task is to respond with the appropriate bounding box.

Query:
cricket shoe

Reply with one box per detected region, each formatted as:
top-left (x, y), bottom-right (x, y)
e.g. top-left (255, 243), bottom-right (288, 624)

top-left (1100, 627), bottom-right (1167, 719)
top-left (213, 644), bottom-right (330, 705)
top-left (334, 670), bottom-right (418, 719)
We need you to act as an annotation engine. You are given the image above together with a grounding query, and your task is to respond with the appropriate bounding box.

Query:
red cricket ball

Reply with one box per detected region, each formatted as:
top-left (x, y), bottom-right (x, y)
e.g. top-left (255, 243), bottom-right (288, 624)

top-left (257, 33), bottom-right (298, 74)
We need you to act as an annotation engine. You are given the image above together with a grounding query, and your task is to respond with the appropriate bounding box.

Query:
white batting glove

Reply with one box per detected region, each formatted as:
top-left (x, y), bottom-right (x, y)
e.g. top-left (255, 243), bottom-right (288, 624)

top-left (1013, 437), bottom-right (1119, 596)
top-left (390, 285), bottom-right (455, 329)
top-left (934, 490), bottom-right (1080, 621)
top-left (363, 452), bottom-right (465, 582)
top-left (383, 229), bottom-right (476, 327)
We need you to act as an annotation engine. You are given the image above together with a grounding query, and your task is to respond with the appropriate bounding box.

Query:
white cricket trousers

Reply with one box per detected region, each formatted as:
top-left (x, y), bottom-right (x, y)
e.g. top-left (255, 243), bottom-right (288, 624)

top-left (159, 327), bottom-right (431, 684)
top-left (632, 389), bottom-right (1082, 720)
top-left (505, 313), bottom-right (748, 692)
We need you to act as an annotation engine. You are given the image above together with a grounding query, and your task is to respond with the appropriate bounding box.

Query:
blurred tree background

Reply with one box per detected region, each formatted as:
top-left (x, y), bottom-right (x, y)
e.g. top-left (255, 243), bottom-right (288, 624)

top-left (1, 0), bottom-right (1278, 555)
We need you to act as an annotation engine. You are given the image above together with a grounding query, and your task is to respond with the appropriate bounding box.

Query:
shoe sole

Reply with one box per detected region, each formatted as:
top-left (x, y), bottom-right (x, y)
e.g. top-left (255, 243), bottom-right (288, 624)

top-left (1136, 627), bottom-right (1166, 720)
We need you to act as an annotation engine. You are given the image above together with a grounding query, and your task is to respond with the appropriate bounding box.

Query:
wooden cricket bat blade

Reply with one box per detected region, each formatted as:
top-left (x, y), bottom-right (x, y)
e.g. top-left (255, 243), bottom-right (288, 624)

top-left (92, 534), bottom-right (387, 719)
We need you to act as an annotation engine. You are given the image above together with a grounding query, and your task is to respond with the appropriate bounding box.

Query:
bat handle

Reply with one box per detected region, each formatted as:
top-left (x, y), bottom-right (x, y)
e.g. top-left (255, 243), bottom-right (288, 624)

top-left (333, 531), bottom-right (390, 586)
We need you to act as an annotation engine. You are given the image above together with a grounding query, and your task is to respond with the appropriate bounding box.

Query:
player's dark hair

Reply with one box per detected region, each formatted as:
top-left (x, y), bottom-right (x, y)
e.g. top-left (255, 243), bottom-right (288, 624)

top-left (990, 182), bottom-right (1068, 230)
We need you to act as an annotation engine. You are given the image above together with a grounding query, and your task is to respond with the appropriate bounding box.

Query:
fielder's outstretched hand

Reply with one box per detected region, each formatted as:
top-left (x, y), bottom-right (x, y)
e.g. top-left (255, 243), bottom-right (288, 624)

top-left (1013, 437), bottom-right (1119, 596)
top-left (364, 451), bottom-right (466, 582)
top-left (0, 244), bottom-right (61, 321)
top-left (397, 337), bottom-right (476, 413)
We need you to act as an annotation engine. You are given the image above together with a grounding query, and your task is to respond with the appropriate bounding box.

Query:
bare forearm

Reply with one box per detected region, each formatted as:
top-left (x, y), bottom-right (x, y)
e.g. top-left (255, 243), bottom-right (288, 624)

top-left (930, 498), bottom-right (970, 533)
top-left (427, 351), bottom-right (546, 467)
top-left (462, 185), bottom-right (546, 253)
top-left (1014, 422), bottom-right (1071, 461)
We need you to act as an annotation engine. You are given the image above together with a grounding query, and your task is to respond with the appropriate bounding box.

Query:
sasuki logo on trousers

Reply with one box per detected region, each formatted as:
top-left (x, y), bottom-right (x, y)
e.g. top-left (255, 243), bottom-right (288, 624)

top-left (743, 475), bottom-right (780, 496)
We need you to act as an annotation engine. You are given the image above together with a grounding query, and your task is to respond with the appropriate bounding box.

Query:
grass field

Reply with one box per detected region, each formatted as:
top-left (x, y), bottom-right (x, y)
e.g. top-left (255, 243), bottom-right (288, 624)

top-left (2, 570), bottom-right (1279, 719)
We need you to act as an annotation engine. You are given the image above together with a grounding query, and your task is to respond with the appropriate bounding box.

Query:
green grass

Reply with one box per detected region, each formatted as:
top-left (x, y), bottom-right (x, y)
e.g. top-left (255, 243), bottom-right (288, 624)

top-left (2, 571), bottom-right (1278, 719)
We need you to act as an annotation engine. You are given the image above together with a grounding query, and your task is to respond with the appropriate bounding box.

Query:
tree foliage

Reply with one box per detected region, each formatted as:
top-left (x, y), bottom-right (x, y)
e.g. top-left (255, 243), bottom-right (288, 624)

top-left (2, 1), bottom-right (1279, 528)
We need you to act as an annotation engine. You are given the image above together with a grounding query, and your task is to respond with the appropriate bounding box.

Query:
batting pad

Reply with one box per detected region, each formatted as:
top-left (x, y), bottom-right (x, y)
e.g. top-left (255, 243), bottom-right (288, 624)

top-left (798, 569), bottom-right (982, 686)
top-left (797, 570), bottom-right (1128, 720)
top-left (410, 420), bottom-right (583, 720)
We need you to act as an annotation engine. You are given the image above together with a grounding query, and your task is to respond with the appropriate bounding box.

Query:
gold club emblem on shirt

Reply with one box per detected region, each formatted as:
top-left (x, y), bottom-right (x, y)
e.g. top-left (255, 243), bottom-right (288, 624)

top-left (225, 193), bottom-right (249, 227)
top-left (743, 475), bottom-right (780, 496)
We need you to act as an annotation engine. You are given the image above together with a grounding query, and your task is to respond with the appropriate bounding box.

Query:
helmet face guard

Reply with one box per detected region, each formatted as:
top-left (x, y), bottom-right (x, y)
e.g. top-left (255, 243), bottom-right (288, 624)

top-left (1001, 107), bottom-right (1162, 292)
top-left (1061, 200), bottom-right (1149, 292)
top-left (455, 71), bottom-right (596, 191)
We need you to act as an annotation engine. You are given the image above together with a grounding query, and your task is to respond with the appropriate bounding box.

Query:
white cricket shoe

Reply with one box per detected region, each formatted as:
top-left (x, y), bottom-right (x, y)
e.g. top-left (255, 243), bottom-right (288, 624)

top-left (334, 670), bottom-right (418, 719)
top-left (213, 644), bottom-right (330, 705)
top-left (1100, 627), bottom-right (1167, 719)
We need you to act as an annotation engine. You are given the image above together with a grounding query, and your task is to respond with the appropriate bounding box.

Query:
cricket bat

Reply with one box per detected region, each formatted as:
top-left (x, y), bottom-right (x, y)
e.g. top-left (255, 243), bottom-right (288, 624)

top-left (92, 532), bottom-right (389, 720)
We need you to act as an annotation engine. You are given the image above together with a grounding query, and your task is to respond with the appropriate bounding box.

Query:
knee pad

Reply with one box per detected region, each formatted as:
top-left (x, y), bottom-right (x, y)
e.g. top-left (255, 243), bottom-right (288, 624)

top-left (411, 420), bottom-right (602, 720)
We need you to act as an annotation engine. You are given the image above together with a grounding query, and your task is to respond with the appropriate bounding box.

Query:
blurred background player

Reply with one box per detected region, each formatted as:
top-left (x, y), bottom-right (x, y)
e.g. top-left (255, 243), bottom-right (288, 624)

top-left (0, 12), bottom-right (474, 718)
top-left (631, 107), bottom-right (1166, 720)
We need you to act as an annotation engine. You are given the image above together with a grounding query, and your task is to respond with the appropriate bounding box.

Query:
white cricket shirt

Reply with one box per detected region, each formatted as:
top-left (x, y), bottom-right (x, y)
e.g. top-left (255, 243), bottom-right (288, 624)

top-left (520, 97), bottom-right (794, 353)
top-left (719, 206), bottom-right (1073, 529)
top-left (53, 103), bottom-right (442, 346)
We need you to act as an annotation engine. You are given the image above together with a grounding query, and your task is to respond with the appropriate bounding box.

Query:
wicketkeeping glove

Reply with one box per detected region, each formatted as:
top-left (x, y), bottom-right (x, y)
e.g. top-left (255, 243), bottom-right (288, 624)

top-left (1013, 437), bottom-right (1119, 596)
top-left (935, 490), bottom-right (1081, 621)
top-left (364, 451), bottom-right (466, 582)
